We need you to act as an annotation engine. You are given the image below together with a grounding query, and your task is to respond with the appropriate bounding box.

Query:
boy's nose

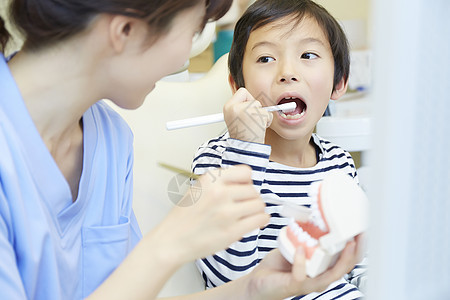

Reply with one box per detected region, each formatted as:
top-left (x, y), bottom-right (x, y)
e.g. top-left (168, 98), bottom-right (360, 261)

top-left (279, 75), bottom-right (299, 83)
top-left (278, 60), bottom-right (300, 83)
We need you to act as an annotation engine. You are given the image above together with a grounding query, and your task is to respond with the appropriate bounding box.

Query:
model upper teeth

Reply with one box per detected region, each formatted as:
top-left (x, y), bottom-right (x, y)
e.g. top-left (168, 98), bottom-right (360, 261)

top-left (309, 194), bottom-right (328, 232)
top-left (307, 181), bottom-right (328, 232)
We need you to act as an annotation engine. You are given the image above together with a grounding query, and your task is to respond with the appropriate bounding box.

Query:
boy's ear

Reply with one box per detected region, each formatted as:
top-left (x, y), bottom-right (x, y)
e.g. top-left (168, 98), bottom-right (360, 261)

top-left (228, 74), bottom-right (240, 93)
top-left (330, 78), bottom-right (348, 100)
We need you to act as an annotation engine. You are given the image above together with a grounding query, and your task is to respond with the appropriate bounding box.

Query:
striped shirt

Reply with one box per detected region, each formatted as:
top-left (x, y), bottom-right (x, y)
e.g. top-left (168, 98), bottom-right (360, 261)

top-left (193, 132), bottom-right (366, 300)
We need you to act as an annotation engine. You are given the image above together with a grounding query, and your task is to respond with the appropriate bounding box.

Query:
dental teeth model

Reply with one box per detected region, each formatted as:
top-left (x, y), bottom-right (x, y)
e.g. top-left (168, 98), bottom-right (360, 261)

top-left (278, 171), bottom-right (369, 278)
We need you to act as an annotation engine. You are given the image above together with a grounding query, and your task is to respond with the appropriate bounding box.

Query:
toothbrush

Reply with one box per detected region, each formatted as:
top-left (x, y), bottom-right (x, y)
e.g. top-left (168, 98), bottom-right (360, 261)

top-left (264, 194), bottom-right (312, 222)
top-left (158, 161), bottom-right (312, 221)
top-left (166, 102), bottom-right (297, 130)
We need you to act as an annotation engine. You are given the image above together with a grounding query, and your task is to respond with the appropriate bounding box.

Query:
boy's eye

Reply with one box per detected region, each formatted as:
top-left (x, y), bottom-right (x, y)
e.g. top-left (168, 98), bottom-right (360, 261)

top-left (301, 52), bottom-right (319, 59)
top-left (257, 56), bottom-right (275, 63)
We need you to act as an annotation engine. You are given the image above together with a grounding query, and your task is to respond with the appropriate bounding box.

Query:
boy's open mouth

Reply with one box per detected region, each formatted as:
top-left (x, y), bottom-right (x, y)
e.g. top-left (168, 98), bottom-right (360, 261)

top-left (277, 97), bottom-right (306, 119)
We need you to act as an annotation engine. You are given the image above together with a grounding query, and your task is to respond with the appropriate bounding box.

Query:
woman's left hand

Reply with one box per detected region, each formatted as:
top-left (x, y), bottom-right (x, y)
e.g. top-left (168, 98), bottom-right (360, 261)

top-left (243, 234), bottom-right (365, 300)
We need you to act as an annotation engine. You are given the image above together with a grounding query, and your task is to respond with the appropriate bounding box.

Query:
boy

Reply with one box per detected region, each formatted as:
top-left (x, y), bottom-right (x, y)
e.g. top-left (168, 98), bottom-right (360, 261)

top-left (193, 0), bottom-right (366, 299)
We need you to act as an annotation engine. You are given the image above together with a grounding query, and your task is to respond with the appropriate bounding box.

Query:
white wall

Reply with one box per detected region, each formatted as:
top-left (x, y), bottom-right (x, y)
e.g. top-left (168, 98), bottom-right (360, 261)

top-left (368, 0), bottom-right (450, 299)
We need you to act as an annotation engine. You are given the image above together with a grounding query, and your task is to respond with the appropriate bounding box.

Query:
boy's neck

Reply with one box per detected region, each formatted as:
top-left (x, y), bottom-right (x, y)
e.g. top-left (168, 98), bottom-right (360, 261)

top-left (265, 129), bottom-right (318, 168)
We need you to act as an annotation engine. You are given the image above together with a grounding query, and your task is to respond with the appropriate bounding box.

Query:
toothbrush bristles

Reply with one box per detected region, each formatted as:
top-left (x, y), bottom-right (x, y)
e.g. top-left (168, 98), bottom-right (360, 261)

top-left (280, 102), bottom-right (297, 113)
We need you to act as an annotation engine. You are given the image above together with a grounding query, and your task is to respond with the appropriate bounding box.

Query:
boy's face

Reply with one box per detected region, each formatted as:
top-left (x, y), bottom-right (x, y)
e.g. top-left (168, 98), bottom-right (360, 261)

top-left (239, 16), bottom-right (345, 141)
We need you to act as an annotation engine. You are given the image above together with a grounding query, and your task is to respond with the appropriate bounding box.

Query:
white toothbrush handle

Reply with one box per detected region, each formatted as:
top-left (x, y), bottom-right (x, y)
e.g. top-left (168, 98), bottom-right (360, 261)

top-left (166, 102), bottom-right (296, 131)
top-left (166, 113), bottom-right (224, 130)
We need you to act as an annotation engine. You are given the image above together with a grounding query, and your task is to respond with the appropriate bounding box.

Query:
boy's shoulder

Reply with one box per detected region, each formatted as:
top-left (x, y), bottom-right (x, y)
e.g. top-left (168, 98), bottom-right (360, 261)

top-left (198, 132), bottom-right (353, 156)
top-left (313, 133), bottom-right (358, 179)
top-left (198, 131), bottom-right (229, 148)
top-left (312, 133), bottom-right (353, 159)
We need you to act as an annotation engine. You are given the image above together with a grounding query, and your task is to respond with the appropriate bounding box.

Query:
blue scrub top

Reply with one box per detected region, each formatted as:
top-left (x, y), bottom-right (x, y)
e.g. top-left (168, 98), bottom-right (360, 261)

top-left (0, 54), bottom-right (142, 299)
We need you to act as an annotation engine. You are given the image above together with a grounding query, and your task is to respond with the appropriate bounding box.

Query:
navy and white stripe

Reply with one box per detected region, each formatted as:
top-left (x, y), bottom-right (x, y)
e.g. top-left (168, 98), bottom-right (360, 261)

top-left (193, 132), bottom-right (366, 299)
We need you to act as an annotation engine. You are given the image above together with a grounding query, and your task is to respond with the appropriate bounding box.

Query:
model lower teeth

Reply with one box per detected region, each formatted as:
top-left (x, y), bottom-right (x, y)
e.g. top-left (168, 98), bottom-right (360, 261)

top-left (280, 109), bottom-right (305, 119)
top-left (288, 219), bottom-right (318, 247)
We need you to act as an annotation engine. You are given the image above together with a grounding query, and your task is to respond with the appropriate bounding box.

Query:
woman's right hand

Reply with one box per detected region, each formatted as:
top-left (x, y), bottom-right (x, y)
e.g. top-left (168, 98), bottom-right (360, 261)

top-left (92, 165), bottom-right (267, 300)
top-left (153, 165), bottom-right (270, 265)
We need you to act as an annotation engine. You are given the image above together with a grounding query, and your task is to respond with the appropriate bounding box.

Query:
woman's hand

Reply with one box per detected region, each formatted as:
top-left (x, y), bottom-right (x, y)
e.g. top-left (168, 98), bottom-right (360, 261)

top-left (243, 234), bottom-right (365, 299)
top-left (93, 165), bottom-right (268, 300)
top-left (223, 88), bottom-right (273, 144)
top-left (153, 165), bottom-right (270, 265)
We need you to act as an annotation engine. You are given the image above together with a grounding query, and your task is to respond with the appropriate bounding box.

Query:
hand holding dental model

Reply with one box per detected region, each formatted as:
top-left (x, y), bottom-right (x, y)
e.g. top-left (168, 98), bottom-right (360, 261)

top-left (278, 171), bottom-right (369, 278)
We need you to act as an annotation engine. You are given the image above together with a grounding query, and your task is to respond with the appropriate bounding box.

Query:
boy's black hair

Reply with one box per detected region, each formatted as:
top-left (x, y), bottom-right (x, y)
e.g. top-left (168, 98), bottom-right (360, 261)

top-left (229, 0), bottom-right (350, 92)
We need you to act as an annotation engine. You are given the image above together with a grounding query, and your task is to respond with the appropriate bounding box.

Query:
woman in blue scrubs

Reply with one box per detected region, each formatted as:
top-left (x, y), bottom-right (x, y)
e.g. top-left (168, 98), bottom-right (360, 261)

top-left (0, 0), bottom-right (363, 299)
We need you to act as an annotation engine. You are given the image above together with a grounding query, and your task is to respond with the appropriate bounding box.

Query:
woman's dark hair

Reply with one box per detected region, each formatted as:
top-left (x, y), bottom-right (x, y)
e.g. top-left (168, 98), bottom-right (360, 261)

top-left (0, 0), bottom-right (232, 53)
top-left (0, 16), bottom-right (11, 53)
top-left (229, 0), bottom-right (350, 92)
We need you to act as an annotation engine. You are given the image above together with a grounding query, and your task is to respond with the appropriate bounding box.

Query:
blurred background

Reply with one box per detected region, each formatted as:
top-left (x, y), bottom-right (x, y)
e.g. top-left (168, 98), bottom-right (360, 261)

top-left (0, 0), bottom-right (373, 296)
top-left (2, 0), bottom-right (449, 299)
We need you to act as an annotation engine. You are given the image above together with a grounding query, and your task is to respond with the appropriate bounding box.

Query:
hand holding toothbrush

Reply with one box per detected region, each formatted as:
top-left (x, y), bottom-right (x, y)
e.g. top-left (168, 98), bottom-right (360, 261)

top-left (166, 88), bottom-right (296, 142)
top-left (224, 88), bottom-right (282, 144)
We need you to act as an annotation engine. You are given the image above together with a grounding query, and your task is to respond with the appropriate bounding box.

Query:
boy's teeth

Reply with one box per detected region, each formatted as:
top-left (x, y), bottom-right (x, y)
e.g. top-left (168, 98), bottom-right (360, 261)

top-left (280, 109), bottom-right (305, 119)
